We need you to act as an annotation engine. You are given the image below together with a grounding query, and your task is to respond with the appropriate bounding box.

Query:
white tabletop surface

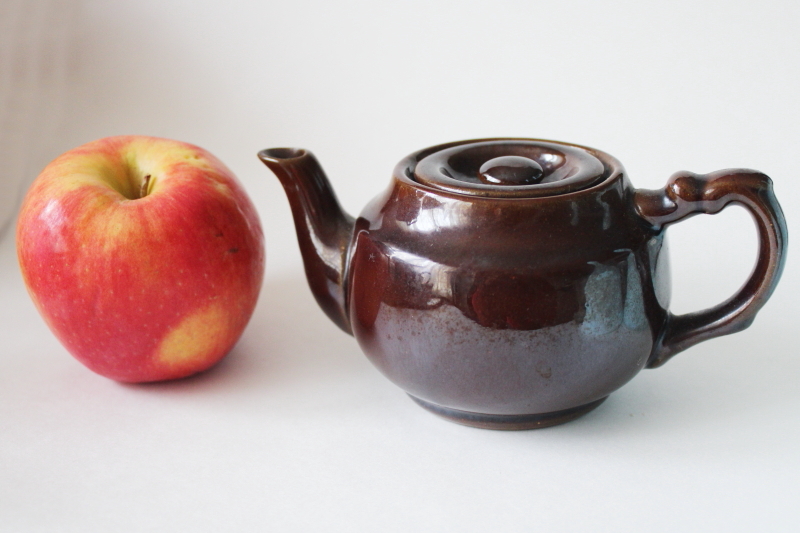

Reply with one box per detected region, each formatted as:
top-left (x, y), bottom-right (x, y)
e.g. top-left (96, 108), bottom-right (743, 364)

top-left (2, 221), bottom-right (799, 532)
top-left (2, 1), bottom-right (799, 531)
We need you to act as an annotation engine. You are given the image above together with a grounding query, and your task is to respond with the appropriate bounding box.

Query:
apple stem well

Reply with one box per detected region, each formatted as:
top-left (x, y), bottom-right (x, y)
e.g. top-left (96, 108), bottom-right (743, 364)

top-left (138, 174), bottom-right (152, 199)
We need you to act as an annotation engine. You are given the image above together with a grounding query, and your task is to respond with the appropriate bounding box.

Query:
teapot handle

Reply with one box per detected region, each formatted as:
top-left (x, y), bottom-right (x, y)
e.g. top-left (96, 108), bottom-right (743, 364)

top-left (633, 169), bottom-right (787, 367)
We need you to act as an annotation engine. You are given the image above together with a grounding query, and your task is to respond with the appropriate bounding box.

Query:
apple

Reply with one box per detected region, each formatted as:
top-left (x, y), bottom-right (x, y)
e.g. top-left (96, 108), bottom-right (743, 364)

top-left (16, 136), bottom-right (265, 382)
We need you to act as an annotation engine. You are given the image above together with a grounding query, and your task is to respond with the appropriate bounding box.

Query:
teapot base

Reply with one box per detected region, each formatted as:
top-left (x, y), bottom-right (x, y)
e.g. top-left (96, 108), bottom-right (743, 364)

top-left (408, 395), bottom-right (608, 430)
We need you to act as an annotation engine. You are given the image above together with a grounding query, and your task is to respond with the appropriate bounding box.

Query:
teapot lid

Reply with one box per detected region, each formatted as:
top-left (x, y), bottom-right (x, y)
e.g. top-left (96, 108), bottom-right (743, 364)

top-left (400, 139), bottom-right (613, 198)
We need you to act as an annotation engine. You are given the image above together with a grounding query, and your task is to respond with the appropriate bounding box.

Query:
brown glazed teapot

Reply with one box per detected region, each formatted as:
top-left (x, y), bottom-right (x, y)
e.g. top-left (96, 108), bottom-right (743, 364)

top-left (259, 139), bottom-right (787, 430)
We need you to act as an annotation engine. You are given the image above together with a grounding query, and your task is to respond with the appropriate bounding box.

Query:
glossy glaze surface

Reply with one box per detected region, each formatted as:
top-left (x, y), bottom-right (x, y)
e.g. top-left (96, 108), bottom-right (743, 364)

top-left (346, 141), bottom-right (664, 417)
top-left (260, 139), bottom-right (787, 429)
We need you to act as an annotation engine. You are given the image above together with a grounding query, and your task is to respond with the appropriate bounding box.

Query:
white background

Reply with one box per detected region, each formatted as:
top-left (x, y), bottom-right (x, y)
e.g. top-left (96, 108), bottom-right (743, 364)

top-left (1, 0), bottom-right (799, 531)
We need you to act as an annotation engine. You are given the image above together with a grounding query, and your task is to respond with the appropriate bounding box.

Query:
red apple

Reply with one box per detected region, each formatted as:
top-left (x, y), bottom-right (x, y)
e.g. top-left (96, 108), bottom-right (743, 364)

top-left (16, 136), bottom-right (265, 382)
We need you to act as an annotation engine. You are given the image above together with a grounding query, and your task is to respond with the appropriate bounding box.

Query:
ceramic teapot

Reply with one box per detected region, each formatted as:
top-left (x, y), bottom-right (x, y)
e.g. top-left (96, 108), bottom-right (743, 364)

top-left (259, 138), bottom-right (786, 429)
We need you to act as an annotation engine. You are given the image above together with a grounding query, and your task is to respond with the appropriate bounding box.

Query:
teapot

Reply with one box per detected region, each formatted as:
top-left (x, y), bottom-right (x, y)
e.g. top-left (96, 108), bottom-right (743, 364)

top-left (259, 138), bottom-right (786, 430)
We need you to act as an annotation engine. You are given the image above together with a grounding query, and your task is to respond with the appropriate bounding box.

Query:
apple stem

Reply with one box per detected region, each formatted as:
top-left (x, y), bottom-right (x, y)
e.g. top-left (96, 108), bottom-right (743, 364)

top-left (139, 174), bottom-right (151, 199)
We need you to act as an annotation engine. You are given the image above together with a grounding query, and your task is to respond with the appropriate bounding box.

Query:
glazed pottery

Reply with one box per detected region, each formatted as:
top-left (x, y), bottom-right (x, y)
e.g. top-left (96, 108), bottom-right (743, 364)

top-left (259, 139), bottom-right (787, 430)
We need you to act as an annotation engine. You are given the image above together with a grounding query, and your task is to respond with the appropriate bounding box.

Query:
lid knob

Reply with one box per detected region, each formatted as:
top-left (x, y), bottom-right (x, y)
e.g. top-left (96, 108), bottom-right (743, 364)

top-left (478, 156), bottom-right (544, 186)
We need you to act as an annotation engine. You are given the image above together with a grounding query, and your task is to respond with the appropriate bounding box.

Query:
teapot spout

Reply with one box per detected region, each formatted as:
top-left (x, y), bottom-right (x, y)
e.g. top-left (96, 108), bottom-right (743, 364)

top-left (258, 148), bottom-right (354, 334)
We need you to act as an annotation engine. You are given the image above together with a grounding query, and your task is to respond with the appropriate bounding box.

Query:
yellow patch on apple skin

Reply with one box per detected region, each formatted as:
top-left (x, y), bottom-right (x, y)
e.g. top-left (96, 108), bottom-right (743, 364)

top-left (156, 303), bottom-right (231, 369)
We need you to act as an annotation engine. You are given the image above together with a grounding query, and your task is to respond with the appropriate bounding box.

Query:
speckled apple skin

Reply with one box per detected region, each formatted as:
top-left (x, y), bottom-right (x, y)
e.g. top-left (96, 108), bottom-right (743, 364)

top-left (16, 136), bottom-right (265, 382)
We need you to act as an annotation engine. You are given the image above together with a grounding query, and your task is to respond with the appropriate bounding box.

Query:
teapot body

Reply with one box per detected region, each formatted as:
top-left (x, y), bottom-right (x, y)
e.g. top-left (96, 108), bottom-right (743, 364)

top-left (346, 148), bottom-right (670, 424)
